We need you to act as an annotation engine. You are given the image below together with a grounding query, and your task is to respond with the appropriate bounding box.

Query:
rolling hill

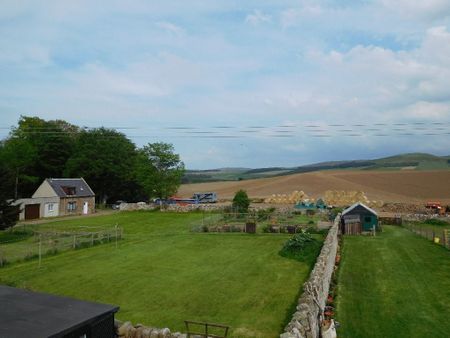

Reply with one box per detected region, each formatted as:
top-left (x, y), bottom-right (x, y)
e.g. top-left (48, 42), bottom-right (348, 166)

top-left (182, 153), bottom-right (450, 184)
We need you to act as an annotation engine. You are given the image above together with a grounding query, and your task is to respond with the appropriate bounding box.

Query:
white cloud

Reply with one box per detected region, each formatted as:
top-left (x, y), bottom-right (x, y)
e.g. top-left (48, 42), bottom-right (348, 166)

top-left (245, 10), bottom-right (272, 26)
top-left (380, 0), bottom-right (450, 21)
top-left (155, 21), bottom-right (185, 36)
top-left (280, 5), bottom-right (322, 28)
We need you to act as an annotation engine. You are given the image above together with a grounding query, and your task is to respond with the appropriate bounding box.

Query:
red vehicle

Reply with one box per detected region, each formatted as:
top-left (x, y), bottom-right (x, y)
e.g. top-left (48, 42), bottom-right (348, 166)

top-left (425, 202), bottom-right (444, 215)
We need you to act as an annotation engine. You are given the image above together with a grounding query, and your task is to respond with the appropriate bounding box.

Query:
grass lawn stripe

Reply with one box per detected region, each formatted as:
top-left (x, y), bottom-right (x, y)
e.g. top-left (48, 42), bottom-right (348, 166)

top-left (336, 225), bottom-right (450, 338)
top-left (0, 211), bottom-right (319, 337)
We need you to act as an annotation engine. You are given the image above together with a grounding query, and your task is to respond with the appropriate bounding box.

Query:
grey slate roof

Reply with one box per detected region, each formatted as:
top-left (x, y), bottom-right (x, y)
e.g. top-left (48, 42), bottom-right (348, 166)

top-left (47, 178), bottom-right (95, 197)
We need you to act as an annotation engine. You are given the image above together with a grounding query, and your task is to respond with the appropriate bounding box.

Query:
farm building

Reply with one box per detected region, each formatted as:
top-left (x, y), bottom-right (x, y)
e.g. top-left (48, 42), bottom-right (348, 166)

top-left (340, 202), bottom-right (379, 234)
top-left (315, 198), bottom-right (327, 209)
top-left (16, 178), bottom-right (95, 220)
top-left (0, 285), bottom-right (118, 338)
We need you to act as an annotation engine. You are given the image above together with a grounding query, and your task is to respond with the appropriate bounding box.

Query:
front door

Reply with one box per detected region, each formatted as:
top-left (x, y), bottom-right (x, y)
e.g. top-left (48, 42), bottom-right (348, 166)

top-left (83, 201), bottom-right (89, 215)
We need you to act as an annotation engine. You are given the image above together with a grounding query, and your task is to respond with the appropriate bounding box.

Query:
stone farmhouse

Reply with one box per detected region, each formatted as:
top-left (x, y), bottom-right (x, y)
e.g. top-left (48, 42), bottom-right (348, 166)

top-left (16, 178), bottom-right (95, 220)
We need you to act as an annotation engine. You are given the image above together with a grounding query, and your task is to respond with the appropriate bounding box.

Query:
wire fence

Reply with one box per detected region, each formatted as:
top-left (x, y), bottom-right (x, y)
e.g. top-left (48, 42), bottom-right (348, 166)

top-left (402, 223), bottom-right (450, 250)
top-left (0, 225), bottom-right (123, 267)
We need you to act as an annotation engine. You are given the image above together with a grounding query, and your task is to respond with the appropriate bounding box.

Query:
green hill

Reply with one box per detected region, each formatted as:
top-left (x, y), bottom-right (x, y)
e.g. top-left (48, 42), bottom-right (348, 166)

top-left (182, 153), bottom-right (450, 183)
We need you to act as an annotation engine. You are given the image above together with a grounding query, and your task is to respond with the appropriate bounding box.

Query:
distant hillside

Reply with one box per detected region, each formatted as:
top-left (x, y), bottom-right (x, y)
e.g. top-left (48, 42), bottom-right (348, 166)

top-left (182, 153), bottom-right (450, 183)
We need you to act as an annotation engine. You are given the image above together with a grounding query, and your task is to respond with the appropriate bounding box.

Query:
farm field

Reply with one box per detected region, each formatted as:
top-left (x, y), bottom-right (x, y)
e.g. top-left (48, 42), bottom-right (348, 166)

top-left (178, 169), bottom-right (450, 204)
top-left (336, 225), bottom-right (450, 337)
top-left (0, 211), bottom-right (320, 338)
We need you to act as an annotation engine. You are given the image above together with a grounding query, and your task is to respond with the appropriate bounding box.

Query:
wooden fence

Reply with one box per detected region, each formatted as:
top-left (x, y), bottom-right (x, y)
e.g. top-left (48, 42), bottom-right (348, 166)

top-left (403, 223), bottom-right (450, 250)
top-left (0, 226), bottom-right (123, 267)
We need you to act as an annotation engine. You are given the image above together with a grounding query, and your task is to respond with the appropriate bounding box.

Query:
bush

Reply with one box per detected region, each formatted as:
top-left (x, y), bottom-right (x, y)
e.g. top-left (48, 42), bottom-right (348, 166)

top-left (232, 190), bottom-right (250, 214)
top-left (279, 230), bottom-right (322, 263)
top-left (257, 208), bottom-right (275, 221)
top-left (424, 219), bottom-right (449, 226)
top-left (282, 231), bottom-right (315, 251)
top-left (261, 224), bottom-right (271, 233)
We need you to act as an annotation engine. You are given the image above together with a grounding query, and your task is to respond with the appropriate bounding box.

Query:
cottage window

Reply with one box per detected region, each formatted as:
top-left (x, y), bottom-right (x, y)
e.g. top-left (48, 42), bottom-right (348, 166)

top-left (48, 203), bottom-right (54, 212)
top-left (365, 216), bottom-right (371, 222)
top-left (62, 186), bottom-right (76, 196)
top-left (67, 202), bottom-right (77, 212)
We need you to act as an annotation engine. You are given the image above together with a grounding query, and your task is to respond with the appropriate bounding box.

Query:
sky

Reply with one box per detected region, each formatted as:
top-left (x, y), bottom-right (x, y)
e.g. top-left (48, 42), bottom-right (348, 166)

top-left (1, 0), bottom-right (450, 169)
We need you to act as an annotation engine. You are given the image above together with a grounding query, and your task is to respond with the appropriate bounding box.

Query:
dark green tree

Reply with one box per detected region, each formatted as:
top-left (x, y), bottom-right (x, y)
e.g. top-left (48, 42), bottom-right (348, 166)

top-left (0, 159), bottom-right (20, 230)
top-left (2, 116), bottom-right (78, 197)
top-left (64, 128), bottom-right (141, 204)
top-left (135, 142), bottom-right (185, 200)
top-left (232, 189), bottom-right (250, 213)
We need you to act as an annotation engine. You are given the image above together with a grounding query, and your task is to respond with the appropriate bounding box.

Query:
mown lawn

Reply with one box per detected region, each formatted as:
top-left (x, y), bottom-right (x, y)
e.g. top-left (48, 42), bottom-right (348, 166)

top-left (336, 225), bottom-right (450, 338)
top-left (0, 211), bottom-right (319, 338)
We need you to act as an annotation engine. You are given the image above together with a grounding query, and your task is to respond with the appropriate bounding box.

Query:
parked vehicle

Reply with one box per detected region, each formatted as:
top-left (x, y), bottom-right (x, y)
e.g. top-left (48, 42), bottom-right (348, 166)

top-left (112, 200), bottom-right (126, 210)
top-left (193, 192), bottom-right (217, 203)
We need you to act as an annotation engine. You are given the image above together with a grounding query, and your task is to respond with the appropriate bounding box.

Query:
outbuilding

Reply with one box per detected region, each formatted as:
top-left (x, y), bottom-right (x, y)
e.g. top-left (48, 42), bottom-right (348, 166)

top-left (340, 202), bottom-right (378, 234)
top-left (0, 285), bottom-right (118, 338)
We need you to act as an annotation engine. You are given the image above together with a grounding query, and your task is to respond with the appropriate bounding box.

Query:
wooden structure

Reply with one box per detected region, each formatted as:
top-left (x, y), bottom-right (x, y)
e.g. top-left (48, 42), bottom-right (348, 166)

top-left (0, 285), bottom-right (118, 338)
top-left (185, 320), bottom-right (229, 338)
top-left (341, 202), bottom-right (378, 235)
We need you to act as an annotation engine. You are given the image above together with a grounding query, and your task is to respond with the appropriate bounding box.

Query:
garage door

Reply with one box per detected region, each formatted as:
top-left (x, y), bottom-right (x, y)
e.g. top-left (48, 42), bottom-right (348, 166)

top-left (25, 204), bottom-right (40, 220)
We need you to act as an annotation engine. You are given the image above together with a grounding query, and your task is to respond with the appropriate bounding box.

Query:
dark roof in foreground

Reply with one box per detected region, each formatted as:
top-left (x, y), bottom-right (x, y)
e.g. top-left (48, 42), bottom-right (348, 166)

top-left (0, 285), bottom-right (118, 338)
top-left (47, 178), bottom-right (95, 197)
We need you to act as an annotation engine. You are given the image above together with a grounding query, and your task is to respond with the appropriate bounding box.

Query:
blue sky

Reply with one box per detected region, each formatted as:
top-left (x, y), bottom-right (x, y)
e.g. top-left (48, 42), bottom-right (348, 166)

top-left (1, 0), bottom-right (450, 169)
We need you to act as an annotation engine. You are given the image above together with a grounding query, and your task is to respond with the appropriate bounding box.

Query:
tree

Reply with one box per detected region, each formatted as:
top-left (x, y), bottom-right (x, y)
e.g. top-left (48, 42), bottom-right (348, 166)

top-left (1, 116), bottom-right (78, 197)
top-left (0, 162), bottom-right (19, 230)
top-left (135, 142), bottom-right (185, 200)
top-left (64, 128), bottom-right (141, 204)
top-left (232, 189), bottom-right (250, 213)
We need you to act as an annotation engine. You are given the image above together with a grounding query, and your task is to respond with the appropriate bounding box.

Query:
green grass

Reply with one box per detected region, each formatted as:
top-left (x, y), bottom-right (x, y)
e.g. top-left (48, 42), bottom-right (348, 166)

top-left (0, 211), bottom-right (319, 337)
top-left (336, 225), bottom-right (450, 338)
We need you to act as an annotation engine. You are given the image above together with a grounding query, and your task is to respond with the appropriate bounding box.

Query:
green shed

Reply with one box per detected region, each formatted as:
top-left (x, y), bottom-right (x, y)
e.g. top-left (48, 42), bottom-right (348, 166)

top-left (315, 198), bottom-right (327, 209)
top-left (341, 202), bottom-right (378, 234)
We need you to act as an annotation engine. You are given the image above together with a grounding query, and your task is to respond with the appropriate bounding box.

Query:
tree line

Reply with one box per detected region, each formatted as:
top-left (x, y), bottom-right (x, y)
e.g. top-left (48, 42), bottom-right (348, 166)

top-left (0, 116), bottom-right (185, 204)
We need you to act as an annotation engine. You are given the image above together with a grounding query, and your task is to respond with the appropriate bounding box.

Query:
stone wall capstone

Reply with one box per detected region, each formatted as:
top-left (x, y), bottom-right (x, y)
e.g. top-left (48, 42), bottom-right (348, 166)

top-left (280, 215), bottom-right (340, 338)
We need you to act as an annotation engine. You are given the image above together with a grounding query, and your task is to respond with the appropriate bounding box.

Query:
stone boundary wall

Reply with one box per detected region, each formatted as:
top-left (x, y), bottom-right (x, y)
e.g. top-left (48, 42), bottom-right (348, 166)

top-left (116, 320), bottom-right (186, 338)
top-left (160, 204), bottom-right (226, 212)
top-left (280, 215), bottom-right (340, 338)
top-left (119, 202), bottom-right (157, 211)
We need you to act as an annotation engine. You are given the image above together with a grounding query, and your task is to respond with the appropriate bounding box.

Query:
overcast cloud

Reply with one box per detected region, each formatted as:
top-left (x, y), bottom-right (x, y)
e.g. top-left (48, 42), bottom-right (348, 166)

top-left (1, 0), bottom-right (449, 168)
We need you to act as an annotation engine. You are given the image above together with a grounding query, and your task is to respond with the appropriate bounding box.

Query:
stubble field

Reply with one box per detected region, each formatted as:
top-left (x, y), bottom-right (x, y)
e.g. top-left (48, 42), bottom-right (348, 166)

top-left (178, 170), bottom-right (450, 204)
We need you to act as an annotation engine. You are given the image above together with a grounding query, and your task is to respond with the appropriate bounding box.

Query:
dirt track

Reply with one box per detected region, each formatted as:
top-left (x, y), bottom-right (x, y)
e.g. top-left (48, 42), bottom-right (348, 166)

top-left (178, 170), bottom-right (450, 204)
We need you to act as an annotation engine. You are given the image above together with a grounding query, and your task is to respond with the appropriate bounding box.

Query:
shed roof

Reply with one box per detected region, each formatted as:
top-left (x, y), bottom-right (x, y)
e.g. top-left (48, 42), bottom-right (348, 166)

top-left (342, 202), bottom-right (378, 217)
top-left (47, 178), bottom-right (95, 197)
top-left (0, 285), bottom-right (118, 338)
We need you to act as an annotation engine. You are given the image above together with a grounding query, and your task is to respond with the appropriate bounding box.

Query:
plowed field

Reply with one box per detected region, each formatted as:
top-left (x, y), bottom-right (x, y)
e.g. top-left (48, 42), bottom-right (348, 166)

top-left (178, 170), bottom-right (450, 203)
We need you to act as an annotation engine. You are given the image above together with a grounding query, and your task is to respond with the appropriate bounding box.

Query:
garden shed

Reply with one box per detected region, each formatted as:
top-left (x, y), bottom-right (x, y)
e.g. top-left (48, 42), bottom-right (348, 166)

top-left (340, 202), bottom-right (378, 234)
top-left (0, 285), bottom-right (118, 338)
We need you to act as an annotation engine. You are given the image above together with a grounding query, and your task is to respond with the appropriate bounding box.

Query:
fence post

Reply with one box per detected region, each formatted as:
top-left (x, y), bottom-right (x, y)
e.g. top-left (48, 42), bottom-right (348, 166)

top-left (73, 235), bottom-right (76, 249)
top-left (38, 235), bottom-right (42, 268)
top-left (115, 224), bottom-right (118, 249)
top-left (91, 233), bottom-right (94, 246)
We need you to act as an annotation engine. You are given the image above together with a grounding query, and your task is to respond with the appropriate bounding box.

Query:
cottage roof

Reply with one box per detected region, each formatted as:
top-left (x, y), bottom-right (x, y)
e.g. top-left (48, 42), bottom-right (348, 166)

top-left (342, 202), bottom-right (378, 216)
top-left (47, 178), bottom-right (95, 197)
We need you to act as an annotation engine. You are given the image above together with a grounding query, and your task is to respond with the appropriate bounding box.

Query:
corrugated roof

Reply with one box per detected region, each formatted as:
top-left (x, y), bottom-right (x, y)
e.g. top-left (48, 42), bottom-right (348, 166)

top-left (47, 178), bottom-right (95, 197)
top-left (342, 202), bottom-right (378, 216)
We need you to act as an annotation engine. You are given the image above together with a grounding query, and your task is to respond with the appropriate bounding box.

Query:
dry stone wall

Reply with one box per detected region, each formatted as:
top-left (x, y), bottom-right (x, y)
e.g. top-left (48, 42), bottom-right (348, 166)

top-left (280, 215), bottom-right (339, 338)
top-left (116, 320), bottom-right (186, 338)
